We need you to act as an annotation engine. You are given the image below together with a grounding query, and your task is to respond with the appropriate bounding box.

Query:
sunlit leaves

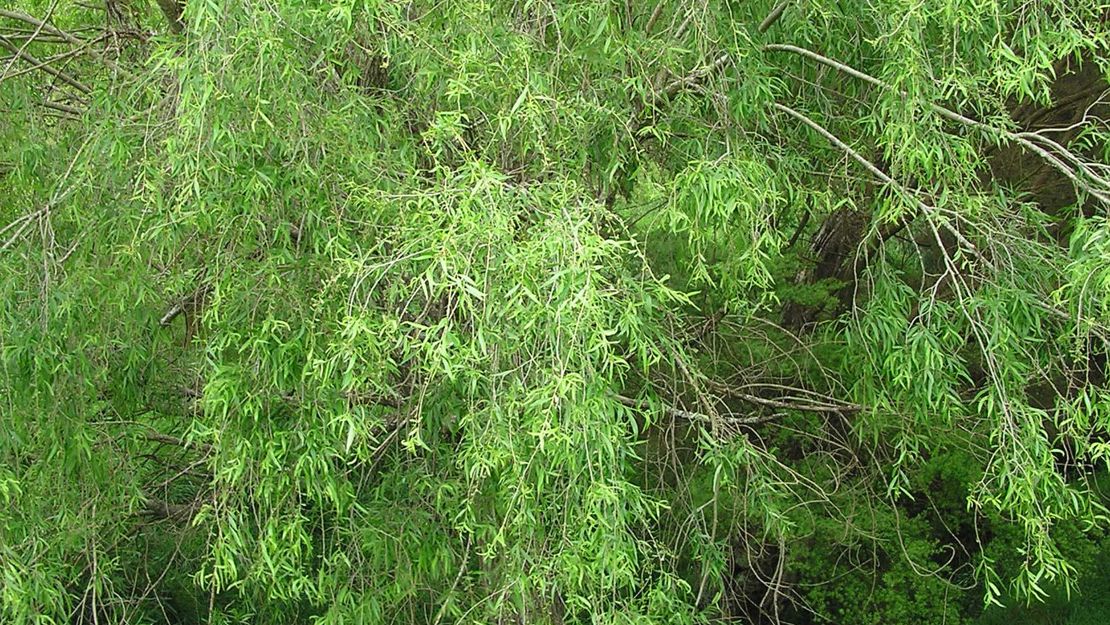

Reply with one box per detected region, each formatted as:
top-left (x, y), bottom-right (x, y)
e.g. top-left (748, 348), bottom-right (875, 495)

top-left (3, 0), bottom-right (1110, 623)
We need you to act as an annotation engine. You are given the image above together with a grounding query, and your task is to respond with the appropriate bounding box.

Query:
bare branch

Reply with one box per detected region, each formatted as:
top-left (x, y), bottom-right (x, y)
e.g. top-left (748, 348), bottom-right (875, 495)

top-left (758, 1), bottom-right (791, 34)
top-left (658, 53), bottom-right (730, 101)
top-left (159, 285), bottom-right (211, 326)
top-left (629, 53), bottom-right (732, 138)
top-left (142, 497), bottom-right (200, 522)
top-left (42, 100), bottom-right (81, 115)
top-left (158, 302), bottom-right (185, 326)
top-left (1, 42), bottom-right (96, 85)
top-left (614, 394), bottom-right (783, 426)
top-left (143, 431), bottom-right (214, 455)
top-left (710, 383), bottom-right (864, 414)
top-left (0, 9), bottom-right (82, 44)
top-left (0, 0), bottom-right (57, 81)
top-left (0, 9), bottom-right (125, 75)
top-left (344, 390), bottom-right (404, 409)
top-left (0, 34), bottom-right (90, 93)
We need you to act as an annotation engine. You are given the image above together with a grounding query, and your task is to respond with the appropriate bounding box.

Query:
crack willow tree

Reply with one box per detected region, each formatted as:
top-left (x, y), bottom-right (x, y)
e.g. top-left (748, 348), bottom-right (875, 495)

top-left (2, 1), bottom-right (1110, 623)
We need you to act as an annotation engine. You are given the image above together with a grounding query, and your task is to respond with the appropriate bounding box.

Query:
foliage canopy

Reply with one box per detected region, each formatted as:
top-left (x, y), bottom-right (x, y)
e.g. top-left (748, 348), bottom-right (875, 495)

top-left (2, 1), bottom-right (1110, 623)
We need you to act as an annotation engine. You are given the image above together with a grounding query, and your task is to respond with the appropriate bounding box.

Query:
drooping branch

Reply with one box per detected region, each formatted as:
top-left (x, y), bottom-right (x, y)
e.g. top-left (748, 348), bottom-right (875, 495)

top-left (771, 101), bottom-right (980, 257)
top-left (764, 43), bottom-right (1110, 205)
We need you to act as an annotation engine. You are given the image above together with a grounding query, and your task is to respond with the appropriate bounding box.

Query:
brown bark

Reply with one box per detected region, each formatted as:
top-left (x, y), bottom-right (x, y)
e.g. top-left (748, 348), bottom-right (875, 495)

top-left (989, 53), bottom-right (1107, 218)
top-left (781, 205), bottom-right (869, 329)
top-left (154, 0), bottom-right (184, 34)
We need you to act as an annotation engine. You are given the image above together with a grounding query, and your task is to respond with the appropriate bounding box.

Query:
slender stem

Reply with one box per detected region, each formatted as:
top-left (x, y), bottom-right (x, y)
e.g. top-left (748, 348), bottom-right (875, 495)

top-left (0, 33), bottom-right (89, 93)
top-left (764, 43), bottom-right (1110, 205)
top-left (0, 9), bottom-right (82, 44)
top-left (772, 102), bottom-right (979, 256)
top-left (614, 394), bottom-right (782, 426)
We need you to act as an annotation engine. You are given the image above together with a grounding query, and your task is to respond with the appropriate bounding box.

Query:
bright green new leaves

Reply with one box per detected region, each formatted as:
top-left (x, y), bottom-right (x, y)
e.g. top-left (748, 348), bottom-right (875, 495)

top-left (2, 0), bottom-right (1110, 624)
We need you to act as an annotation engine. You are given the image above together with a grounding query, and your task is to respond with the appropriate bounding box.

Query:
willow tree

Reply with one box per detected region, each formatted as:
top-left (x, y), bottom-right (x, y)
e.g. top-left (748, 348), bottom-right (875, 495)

top-left (2, 1), bottom-right (1109, 624)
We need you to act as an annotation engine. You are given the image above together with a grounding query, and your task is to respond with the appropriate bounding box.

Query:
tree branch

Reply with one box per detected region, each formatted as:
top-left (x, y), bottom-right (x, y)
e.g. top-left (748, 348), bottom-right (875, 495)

top-left (614, 394), bottom-right (783, 426)
top-left (658, 53), bottom-right (730, 102)
top-left (771, 101), bottom-right (980, 257)
top-left (758, 1), bottom-right (791, 34)
top-left (709, 382), bottom-right (864, 414)
top-left (159, 284), bottom-right (210, 326)
top-left (0, 9), bottom-right (82, 44)
top-left (154, 0), bottom-right (185, 34)
top-left (1, 42), bottom-right (96, 86)
top-left (0, 9), bottom-right (124, 74)
top-left (142, 496), bottom-right (200, 522)
top-left (645, 2), bottom-right (665, 34)
top-left (41, 100), bottom-right (81, 115)
top-left (765, 43), bottom-right (1110, 205)
top-left (0, 34), bottom-right (90, 94)
top-left (143, 431), bottom-right (213, 455)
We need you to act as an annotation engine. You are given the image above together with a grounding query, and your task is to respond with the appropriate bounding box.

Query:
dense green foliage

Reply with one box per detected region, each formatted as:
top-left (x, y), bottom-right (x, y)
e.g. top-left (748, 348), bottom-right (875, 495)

top-left (2, 1), bottom-right (1110, 623)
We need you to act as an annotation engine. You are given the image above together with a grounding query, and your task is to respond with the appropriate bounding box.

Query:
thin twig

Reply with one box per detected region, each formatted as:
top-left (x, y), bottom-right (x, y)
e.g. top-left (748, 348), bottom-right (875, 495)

top-left (1, 41), bottom-right (96, 85)
top-left (772, 101), bottom-right (980, 257)
top-left (764, 43), bottom-right (1110, 205)
top-left (431, 536), bottom-right (472, 625)
top-left (614, 394), bottom-right (783, 426)
top-left (0, 8), bottom-right (127, 76)
top-left (0, 34), bottom-right (90, 93)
